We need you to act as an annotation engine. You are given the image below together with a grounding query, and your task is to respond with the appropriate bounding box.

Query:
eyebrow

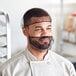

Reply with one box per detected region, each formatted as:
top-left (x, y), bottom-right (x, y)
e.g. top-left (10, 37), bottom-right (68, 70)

top-left (47, 25), bottom-right (51, 27)
top-left (35, 26), bottom-right (42, 28)
top-left (35, 25), bottom-right (51, 28)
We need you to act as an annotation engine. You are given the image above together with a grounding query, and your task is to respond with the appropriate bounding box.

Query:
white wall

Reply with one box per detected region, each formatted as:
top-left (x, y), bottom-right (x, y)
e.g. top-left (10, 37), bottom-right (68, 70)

top-left (0, 0), bottom-right (58, 55)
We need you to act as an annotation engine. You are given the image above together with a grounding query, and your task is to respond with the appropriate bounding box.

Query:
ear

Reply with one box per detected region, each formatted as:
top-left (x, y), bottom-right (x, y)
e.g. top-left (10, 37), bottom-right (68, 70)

top-left (22, 27), bottom-right (28, 36)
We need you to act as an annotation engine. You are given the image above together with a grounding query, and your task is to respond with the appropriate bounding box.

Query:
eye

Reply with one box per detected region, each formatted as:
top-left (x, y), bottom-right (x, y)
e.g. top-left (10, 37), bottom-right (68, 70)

top-left (47, 25), bottom-right (52, 30)
top-left (47, 27), bottom-right (52, 30)
top-left (35, 28), bottom-right (42, 31)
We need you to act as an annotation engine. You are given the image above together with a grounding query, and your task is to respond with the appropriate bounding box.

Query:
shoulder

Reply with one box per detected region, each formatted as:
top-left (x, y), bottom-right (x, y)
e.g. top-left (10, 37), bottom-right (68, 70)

top-left (51, 51), bottom-right (70, 62)
top-left (0, 50), bottom-right (28, 71)
top-left (50, 51), bottom-right (73, 66)
top-left (50, 51), bottom-right (76, 75)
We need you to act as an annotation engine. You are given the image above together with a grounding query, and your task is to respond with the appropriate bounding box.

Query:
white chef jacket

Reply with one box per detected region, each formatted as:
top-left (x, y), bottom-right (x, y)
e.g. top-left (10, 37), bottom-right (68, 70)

top-left (0, 48), bottom-right (76, 76)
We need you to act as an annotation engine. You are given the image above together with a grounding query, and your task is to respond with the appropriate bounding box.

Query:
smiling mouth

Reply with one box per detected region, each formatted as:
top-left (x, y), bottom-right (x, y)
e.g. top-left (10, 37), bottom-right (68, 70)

top-left (29, 36), bottom-right (53, 50)
top-left (29, 36), bottom-right (51, 43)
top-left (40, 38), bottom-right (50, 43)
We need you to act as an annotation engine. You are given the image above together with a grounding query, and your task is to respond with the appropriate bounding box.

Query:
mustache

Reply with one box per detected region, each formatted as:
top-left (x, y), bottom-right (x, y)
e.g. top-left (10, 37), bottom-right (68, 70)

top-left (29, 36), bottom-right (52, 38)
top-left (29, 36), bottom-right (53, 40)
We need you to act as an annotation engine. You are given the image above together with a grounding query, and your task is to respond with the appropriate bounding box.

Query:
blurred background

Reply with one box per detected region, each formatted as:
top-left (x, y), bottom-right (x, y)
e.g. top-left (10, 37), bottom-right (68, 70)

top-left (0, 0), bottom-right (76, 70)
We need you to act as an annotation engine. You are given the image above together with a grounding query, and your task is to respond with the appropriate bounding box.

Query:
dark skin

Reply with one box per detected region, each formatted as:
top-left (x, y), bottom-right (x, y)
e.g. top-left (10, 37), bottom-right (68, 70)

top-left (22, 19), bottom-right (52, 61)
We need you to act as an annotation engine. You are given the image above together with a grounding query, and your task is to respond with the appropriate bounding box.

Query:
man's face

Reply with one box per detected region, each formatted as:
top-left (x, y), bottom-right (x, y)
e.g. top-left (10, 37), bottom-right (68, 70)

top-left (23, 17), bottom-right (53, 50)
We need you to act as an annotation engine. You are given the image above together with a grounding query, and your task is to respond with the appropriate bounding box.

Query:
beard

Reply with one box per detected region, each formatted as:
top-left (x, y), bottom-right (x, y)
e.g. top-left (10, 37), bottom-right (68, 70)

top-left (29, 36), bottom-right (54, 50)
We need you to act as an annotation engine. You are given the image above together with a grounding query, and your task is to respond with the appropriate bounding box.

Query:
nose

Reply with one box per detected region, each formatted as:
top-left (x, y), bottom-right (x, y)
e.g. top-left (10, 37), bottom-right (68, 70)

top-left (41, 29), bottom-right (51, 36)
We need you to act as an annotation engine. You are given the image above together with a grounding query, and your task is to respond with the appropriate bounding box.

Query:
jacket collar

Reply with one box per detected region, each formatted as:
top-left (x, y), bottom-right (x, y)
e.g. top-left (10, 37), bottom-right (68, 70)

top-left (24, 48), bottom-right (52, 61)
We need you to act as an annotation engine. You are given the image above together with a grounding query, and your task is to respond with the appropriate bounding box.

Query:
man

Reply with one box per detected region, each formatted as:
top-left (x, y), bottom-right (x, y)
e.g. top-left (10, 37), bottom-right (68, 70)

top-left (0, 8), bottom-right (76, 76)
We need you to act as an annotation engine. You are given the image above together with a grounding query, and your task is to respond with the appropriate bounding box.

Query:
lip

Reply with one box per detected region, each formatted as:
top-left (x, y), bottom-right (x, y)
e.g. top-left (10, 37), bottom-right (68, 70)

top-left (40, 38), bottom-right (50, 43)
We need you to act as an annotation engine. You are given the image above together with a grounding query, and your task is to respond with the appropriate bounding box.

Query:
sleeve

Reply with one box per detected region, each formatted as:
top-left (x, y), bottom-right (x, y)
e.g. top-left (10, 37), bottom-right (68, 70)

top-left (0, 63), bottom-right (12, 76)
top-left (51, 51), bottom-right (76, 76)
top-left (0, 68), bottom-right (10, 76)
top-left (63, 61), bottom-right (76, 76)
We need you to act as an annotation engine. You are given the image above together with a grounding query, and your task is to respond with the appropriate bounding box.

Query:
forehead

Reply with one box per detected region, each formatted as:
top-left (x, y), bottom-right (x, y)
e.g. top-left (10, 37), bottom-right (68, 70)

top-left (25, 16), bottom-right (51, 26)
top-left (30, 16), bottom-right (51, 23)
top-left (29, 21), bottom-right (51, 28)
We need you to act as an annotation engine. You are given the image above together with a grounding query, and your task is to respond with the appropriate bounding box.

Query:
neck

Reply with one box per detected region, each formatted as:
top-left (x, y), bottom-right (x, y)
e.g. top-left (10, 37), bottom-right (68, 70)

top-left (28, 45), bottom-right (48, 61)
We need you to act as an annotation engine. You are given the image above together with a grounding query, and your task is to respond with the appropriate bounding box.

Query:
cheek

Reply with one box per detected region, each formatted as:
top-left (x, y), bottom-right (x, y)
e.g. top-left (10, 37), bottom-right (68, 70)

top-left (49, 32), bottom-right (52, 36)
top-left (30, 32), bottom-right (41, 37)
top-left (48, 30), bottom-right (52, 36)
top-left (29, 30), bottom-right (41, 37)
